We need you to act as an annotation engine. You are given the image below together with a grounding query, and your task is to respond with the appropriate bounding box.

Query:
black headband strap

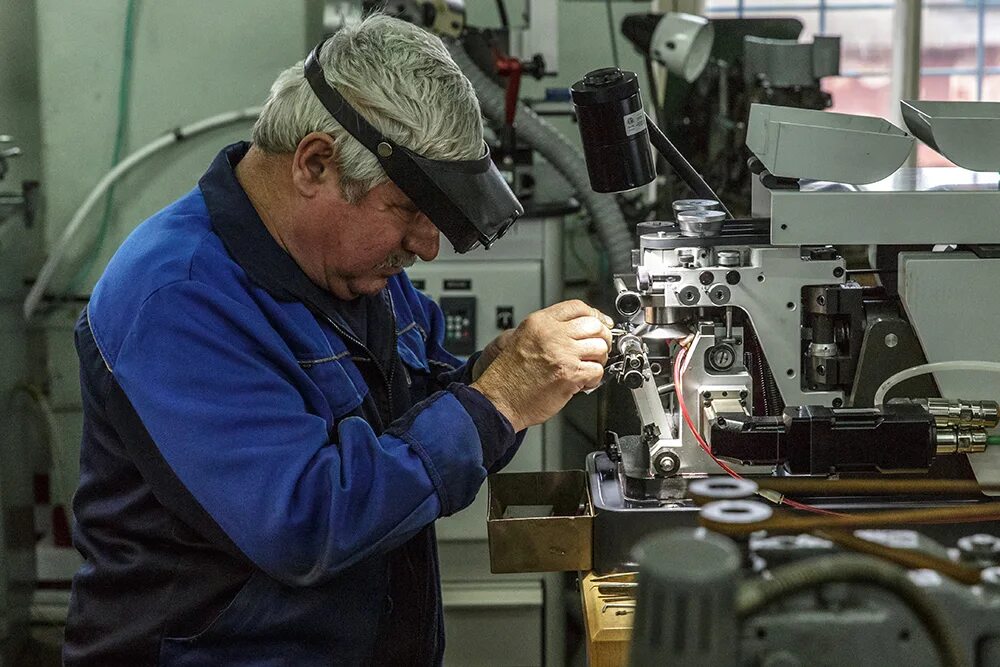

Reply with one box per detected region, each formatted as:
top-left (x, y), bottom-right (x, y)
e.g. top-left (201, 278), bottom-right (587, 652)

top-left (302, 38), bottom-right (522, 251)
top-left (304, 42), bottom-right (401, 161)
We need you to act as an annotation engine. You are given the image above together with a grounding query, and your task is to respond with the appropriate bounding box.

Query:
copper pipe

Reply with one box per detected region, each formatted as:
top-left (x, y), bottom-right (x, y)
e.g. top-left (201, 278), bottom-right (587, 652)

top-left (689, 477), bottom-right (994, 507)
top-left (755, 478), bottom-right (994, 497)
top-left (816, 529), bottom-right (982, 585)
top-left (701, 502), bottom-right (1000, 537)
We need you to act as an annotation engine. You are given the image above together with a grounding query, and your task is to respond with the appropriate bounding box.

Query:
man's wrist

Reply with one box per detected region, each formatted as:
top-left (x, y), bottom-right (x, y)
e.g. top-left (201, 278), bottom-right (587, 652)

top-left (469, 379), bottom-right (522, 432)
top-left (471, 353), bottom-right (488, 382)
top-left (472, 330), bottom-right (513, 382)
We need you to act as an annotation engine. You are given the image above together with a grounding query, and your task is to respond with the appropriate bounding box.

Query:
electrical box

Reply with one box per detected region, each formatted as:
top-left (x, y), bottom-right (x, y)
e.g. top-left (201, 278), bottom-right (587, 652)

top-left (406, 216), bottom-right (564, 666)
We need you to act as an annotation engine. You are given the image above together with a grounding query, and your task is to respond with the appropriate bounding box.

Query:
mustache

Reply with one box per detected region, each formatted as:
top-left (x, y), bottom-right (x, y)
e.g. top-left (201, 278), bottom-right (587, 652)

top-left (375, 252), bottom-right (417, 270)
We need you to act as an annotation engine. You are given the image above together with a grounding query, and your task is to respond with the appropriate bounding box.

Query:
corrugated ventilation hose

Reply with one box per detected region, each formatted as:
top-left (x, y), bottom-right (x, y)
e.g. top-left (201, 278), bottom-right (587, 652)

top-left (737, 554), bottom-right (965, 667)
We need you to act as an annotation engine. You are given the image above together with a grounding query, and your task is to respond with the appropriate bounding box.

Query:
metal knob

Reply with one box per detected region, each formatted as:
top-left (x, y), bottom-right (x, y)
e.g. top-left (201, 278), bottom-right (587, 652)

top-left (623, 368), bottom-right (645, 389)
top-left (677, 210), bottom-right (726, 238)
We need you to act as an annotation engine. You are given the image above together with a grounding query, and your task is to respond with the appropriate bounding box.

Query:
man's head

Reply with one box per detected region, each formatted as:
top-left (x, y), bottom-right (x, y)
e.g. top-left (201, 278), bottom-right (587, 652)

top-left (244, 13), bottom-right (484, 299)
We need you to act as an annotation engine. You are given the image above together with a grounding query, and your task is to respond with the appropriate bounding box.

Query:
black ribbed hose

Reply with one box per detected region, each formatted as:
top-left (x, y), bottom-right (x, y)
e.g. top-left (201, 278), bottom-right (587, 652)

top-left (448, 41), bottom-right (635, 274)
top-left (737, 554), bottom-right (966, 667)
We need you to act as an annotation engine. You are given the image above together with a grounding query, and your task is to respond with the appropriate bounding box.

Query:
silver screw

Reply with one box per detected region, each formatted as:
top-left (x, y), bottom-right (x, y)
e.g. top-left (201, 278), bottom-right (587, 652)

top-left (884, 333), bottom-right (899, 348)
top-left (958, 533), bottom-right (1000, 560)
top-left (981, 566), bottom-right (1000, 589)
top-left (655, 453), bottom-right (677, 474)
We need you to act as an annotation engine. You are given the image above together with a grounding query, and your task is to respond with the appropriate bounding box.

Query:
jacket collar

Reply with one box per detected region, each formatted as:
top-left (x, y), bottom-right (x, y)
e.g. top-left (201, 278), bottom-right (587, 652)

top-left (198, 142), bottom-right (418, 337)
top-left (198, 142), bottom-right (366, 334)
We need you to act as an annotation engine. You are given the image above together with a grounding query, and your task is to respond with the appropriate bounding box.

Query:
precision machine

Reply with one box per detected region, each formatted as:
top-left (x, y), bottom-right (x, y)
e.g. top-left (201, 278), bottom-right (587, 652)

top-left (566, 71), bottom-right (1000, 665)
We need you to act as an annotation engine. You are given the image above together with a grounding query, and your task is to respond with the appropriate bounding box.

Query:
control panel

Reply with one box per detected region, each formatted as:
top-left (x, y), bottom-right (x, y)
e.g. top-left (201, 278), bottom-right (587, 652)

top-left (439, 296), bottom-right (477, 356)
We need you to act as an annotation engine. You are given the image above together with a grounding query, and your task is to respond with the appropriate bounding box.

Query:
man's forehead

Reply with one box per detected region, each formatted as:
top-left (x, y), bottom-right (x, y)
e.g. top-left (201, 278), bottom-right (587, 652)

top-left (373, 180), bottom-right (416, 208)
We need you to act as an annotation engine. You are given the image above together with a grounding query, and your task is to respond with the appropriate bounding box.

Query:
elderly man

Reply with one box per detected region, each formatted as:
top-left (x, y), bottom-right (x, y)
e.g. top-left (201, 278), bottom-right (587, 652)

top-left (64, 13), bottom-right (611, 667)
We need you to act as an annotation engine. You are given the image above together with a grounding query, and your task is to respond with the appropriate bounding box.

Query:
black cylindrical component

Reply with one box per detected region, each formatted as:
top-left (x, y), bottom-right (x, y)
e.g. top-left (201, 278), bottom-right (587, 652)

top-left (630, 529), bottom-right (741, 667)
top-left (620, 14), bottom-right (661, 55)
top-left (616, 291), bottom-right (642, 317)
top-left (571, 68), bottom-right (655, 193)
top-left (623, 367), bottom-right (645, 389)
top-left (812, 314), bottom-right (835, 343)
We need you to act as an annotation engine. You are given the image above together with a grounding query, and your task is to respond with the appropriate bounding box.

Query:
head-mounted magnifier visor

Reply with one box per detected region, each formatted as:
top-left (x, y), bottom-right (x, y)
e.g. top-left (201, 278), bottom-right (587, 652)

top-left (303, 40), bottom-right (523, 253)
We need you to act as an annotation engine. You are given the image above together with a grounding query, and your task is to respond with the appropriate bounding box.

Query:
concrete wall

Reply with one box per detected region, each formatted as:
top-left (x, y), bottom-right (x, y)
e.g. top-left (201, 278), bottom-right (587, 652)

top-left (0, 0), bottom-right (44, 657)
top-left (37, 0), bottom-right (317, 291)
top-left (32, 1), bottom-right (316, 510)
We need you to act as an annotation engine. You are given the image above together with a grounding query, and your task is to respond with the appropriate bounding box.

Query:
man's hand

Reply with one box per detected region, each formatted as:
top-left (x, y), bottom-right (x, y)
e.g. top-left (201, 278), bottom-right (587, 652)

top-left (470, 300), bottom-right (613, 432)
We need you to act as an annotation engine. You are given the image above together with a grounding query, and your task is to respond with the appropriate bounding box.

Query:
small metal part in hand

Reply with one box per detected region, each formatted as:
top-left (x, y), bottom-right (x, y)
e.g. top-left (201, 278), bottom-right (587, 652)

top-left (591, 572), bottom-right (637, 581)
top-left (596, 583), bottom-right (638, 597)
top-left (597, 595), bottom-right (635, 604)
top-left (601, 602), bottom-right (636, 614)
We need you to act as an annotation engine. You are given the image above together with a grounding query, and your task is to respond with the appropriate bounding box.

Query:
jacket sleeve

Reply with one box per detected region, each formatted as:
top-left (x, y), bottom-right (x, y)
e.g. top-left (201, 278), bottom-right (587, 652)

top-left (412, 288), bottom-right (526, 472)
top-left (106, 280), bottom-right (491, 587)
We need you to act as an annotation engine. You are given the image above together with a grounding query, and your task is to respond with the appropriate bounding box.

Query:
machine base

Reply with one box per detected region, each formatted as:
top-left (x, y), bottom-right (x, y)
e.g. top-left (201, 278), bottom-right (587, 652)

top-left (587, 451), bottom-right (992, 573)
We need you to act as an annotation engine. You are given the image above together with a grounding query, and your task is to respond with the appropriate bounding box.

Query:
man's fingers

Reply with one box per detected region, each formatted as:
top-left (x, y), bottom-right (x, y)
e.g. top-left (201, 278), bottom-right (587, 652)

top-left (573, 337), bottom-right (611, 362)
top-left (567, 316), bottom-right (603, 338)
top-left (545, 299), bottom-right (594, 321)
top-left (576, 361), bottom-right (606, 391)
top-left (567, 316), bottom-right (613, 350)
top-left (546, 300), bottom-right (612, 325)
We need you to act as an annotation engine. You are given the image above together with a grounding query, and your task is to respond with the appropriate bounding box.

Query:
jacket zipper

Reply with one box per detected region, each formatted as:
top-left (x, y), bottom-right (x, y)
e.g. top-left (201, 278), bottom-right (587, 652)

top-left (313, 290), bottom-right (398, 419)
top-left (385, 290), bottom-right (398, 413)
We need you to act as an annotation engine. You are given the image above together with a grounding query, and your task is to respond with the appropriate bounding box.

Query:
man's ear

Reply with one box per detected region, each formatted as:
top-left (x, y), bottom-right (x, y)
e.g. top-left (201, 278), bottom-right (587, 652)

top-left (291, 132), bottom-right (340, 198)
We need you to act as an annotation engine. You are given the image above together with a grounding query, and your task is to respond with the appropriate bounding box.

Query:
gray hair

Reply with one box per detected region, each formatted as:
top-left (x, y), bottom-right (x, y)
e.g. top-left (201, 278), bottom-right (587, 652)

top-left (252, 13), bottom-right (484, 202)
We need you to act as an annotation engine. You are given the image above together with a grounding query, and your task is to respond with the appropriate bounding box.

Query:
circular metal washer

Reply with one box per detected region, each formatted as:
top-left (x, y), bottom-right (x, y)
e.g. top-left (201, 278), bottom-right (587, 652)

top-left (708, 283), bottom-right (731, 305)
top-left (677, 285), bottom-right (701, 306)
top-left (652, 450), bottom-right (681, 477)
top-left (700, 499), bottom-right (773, 525)
top-left (640, 231), bottom-right (684, 250)
top-left (672, 198), bottom-right (720, 214)
top-left (689, 477), bottom-right (759, 500)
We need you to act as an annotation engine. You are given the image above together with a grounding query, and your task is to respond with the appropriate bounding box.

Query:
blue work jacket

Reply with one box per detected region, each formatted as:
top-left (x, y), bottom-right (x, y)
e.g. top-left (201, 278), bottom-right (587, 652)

top-left (64, 143), bottom-right (521, 666)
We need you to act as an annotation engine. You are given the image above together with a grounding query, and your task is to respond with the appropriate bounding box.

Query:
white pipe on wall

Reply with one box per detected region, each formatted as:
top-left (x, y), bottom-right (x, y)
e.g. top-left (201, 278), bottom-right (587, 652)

top-left (891, 0), bottom-right (922, 166)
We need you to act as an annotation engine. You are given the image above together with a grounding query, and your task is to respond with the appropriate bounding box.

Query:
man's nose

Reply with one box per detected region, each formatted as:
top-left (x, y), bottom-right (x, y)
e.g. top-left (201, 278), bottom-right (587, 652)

top-left (405, 214), bottom-right (440, 262)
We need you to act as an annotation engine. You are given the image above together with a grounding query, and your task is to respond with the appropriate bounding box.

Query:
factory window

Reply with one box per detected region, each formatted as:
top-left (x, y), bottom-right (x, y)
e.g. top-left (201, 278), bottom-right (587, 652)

top-left (703, 0), bottom-right (895, 118)
top-left (705, 0), bottom-right (1000, 164)
top-left (918, 0), bottom-right (1000, 163)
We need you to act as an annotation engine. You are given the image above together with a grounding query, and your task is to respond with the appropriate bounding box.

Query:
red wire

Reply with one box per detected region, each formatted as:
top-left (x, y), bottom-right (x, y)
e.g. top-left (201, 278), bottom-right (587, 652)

top-left (672, 346), bottom-right (742, 478)
top-left (672, 345), bottom-right (845, 516)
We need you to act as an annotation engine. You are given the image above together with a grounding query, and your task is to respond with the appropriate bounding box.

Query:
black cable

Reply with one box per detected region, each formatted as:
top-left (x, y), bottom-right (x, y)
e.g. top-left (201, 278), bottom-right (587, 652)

top-left (605, 0), bottom-right (620, 67)
top-left (642, 56), bottom-right (665, 131)
top-left (641, 55), bottom-right (673, 194)
top-left (495, 0), bottom-right (509, 28)
top-left (645, 113), bottom-right (733, 218)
